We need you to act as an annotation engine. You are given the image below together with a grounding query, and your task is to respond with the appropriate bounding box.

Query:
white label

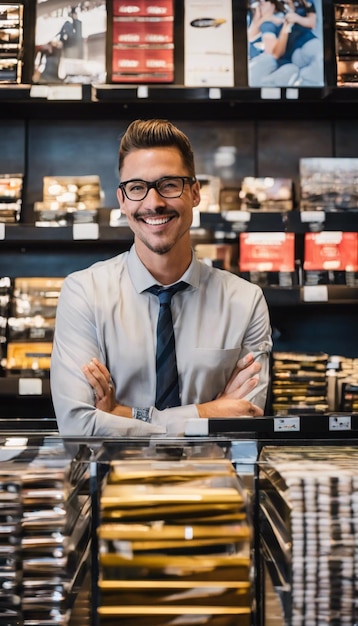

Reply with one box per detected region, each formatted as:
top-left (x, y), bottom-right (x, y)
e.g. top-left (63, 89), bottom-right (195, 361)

top-left (30, 85), bottom-right (49, 98)
top-left (329, 415), bottom-right (351, 431)
top-left (286, 88), bottom-right (299, 100)
top-left (209, 88), bottom-right (221, 99)
top-left (73, 223), bottom-right (99, 240)
top-left (19, 378), bottom-right (43, 396)
top-left (261, 87), bottom-right (281, 100)
top-left (0, 223), bottom-right (5, 240)
top-left (303, 285), bottom-right (328, 302)
top-left (47, 85), bottom-right (83, 100)
top-left (137, 86), bottom-right (148, 98)
top-left (300, 211), bottom-right (325, 223)
top-left (274, 416), bottom-right (300, 431)
top-left (223, 210), bottom-right (251, 223)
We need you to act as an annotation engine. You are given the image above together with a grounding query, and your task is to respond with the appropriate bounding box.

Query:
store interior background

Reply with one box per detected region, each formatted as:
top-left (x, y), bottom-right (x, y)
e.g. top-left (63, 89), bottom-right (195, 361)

top-left (1, 0), bottom-right (358, 419)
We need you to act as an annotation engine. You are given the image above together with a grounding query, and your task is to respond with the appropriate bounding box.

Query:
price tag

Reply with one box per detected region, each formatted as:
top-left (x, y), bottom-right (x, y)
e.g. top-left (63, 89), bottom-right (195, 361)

top-left (303, 285), bottom-right (328, 302)
top-left (137, 86), bottom-right (148, 98)
top-left (261, 87), bottom-right (281, 100)
top-left (19, 378), bottom-right (43, 396)
top-left (300, 211), bottom-right (325, 223)
top-left (73, 223), bottom-right (99, 240)
top-left (222, 211), bottom-right (251, 223)
top-left (209, 88), bottom-right (221, 100)
top-left (329, 415), bottom-right (351, 431)
top-left (286, 88), bottom-right (299, 100)
top-left (0, 223), bottom-right (5, 240)
top-left (47, 85), bottom-right (83, 100)
top-left (274, 416), bottom-right (300, 432)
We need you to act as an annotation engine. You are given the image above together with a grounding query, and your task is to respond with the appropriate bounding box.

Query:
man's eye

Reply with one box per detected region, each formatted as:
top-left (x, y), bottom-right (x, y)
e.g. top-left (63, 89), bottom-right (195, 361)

top-left (128, 182), bottom-right (146, 193)
top-left (160, 180), bottom-right (180, 191)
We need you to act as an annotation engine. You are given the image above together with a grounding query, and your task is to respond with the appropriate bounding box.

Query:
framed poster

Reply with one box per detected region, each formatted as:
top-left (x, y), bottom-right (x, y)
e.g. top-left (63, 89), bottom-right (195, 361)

top-left (247, 0), bottom-right (324, 87)
top-left (33, 1), bottom-right (107, 84)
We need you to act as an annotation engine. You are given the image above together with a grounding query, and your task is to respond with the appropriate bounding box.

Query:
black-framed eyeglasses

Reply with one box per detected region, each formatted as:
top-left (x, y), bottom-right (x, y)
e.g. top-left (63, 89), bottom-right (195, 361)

top-left (118, 176), bottom-right (197, 201)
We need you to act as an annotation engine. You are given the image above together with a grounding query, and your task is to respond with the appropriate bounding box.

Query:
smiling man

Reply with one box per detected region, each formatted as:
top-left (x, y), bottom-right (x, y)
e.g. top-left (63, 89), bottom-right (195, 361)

top-left (50, 119), bottom-right (272, 437)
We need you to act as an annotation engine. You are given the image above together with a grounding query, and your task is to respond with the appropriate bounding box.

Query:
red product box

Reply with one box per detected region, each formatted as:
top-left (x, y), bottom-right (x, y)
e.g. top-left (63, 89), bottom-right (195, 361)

top-left (113, 0), bottom-right (174, 17)
top-left (112, 45), bottom-right (173, 73)
top-left (113, 18), bottom-right (173, 45)
top-left (239, 232), bottom-right (295, 272)
top-left (304, 232), bottom-right (358, 271)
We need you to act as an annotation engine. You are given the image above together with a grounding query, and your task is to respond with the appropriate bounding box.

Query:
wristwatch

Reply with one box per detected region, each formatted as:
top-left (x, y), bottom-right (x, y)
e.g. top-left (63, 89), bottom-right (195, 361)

top-left (132, 407), bottom-right (152, 423)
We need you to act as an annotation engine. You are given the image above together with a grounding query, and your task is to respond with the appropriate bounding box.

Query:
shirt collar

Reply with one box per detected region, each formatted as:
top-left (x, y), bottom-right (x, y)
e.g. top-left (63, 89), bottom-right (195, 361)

top-left (127, 244), bottom-right (200, 293)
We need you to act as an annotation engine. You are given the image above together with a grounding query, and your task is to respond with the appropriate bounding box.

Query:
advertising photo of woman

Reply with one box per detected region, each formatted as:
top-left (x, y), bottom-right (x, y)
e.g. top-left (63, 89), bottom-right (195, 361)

top-left (247, 0), bottom-right (324, 87)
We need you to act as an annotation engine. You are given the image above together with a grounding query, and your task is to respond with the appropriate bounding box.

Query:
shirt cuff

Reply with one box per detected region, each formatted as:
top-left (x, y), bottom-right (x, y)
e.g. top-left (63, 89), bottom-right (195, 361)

top-left (151, 404), bottom-right (200, 436)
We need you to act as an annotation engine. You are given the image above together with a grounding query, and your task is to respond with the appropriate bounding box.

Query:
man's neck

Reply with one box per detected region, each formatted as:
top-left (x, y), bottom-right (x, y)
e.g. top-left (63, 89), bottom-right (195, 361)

top-left (135, 242), bottom-right (192, 285)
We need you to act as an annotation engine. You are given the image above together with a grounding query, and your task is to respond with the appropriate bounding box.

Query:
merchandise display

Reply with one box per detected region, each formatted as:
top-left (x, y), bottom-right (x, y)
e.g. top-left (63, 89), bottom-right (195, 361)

top-left (303, 231), bottom-right (358, 286)
top-left (0, 3), bottom-right (23, 83)
top-left (335, 2), bottom-right (358, 86)
top-left (0, 436), bottom-right (92, 625)
top-left (3, 277), bottom-right (63, 376)
top-left (247, 0), bottom-right (325, 88)
top-left (239, 232), bottom-right (296, 288)
top-left (112, 0), bottom-right (174, 83)
top-left (271, 351), bottom-right (329, 414)
top-left (184, 0), bottom-right (234, 86)
top-left (32, 1), bottom-right (106, 84)
top-left (34, 175), bottom-right (103, 227)
top-left (259, 445), bottom-right (358, 625)
top-left (239, 178), bottom-right (293, 213)
top-left (300, 157), bottom-right (358, 212)
top-left (0, 173), bottom-right (23, 223)
top-left (97, 455), bottom-right (253, 626)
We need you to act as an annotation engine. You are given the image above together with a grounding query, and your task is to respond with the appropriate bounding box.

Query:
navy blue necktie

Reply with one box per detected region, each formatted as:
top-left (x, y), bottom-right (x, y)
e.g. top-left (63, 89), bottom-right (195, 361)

top-left (147, 281), bottom-right (188, 410)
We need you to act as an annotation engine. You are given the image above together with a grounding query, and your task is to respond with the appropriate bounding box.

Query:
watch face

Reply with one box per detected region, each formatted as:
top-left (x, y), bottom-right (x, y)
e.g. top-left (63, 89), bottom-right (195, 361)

top-left (134, 408), bottom-right (150, 422)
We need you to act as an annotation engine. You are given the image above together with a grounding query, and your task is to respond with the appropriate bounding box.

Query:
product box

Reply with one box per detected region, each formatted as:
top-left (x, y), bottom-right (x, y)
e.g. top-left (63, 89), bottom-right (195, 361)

top-left (239, 232), bottom-right (295, 272)
top-left (111, 0), bottom-right (174, 83)
top-left (303, 231), bottom-right (358, 272)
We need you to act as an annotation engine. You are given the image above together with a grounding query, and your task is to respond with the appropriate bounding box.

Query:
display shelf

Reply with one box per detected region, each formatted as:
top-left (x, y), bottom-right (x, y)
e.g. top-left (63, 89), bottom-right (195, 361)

top-left (0, 376), bottom-right (50, 396)
top-left (2, 223), bottom-right (134, 243)
top-left (206, 414), bottom-right (358, 438)
top-left (4, 212), bottom-right (358, 243)
top-left (0, 84), bottom-right (357, 121)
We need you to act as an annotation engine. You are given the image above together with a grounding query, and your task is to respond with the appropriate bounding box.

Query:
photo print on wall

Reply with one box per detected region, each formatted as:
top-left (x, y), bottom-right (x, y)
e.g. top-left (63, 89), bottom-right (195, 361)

top-left (33, 1), bottom-right (107, 84)
top-left (247, 0), bottom-right (324, 87)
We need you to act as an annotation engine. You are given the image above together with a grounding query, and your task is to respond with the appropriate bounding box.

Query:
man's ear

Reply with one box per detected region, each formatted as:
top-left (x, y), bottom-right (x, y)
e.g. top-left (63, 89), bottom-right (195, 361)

top-left (192, 180), bottom-right (201, 207)
top-left (117, 187), bottom-right (126, 213)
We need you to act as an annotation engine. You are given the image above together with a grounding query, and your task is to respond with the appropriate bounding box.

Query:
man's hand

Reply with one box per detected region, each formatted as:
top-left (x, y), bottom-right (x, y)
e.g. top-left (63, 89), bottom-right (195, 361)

top-left (197, 353), bottom-right (263, 418)
top-left (82, 358), bottom-right (131, 417)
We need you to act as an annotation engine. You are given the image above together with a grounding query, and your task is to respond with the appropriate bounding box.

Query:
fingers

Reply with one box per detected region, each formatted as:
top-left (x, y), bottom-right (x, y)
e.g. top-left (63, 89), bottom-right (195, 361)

top-left (224, 358), bottom-right (261, 396)
top-left (82, 358), bottom-right (113, 401)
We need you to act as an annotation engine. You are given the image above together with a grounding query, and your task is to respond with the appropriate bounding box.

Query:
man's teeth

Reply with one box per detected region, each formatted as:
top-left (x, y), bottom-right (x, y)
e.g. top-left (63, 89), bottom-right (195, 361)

top-left (144, 216), bottom-right (171, 225)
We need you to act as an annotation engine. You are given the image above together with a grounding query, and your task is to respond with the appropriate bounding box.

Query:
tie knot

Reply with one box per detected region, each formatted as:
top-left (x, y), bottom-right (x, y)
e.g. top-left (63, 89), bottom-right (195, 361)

top-left (148, 281), bottom-right (188, 305)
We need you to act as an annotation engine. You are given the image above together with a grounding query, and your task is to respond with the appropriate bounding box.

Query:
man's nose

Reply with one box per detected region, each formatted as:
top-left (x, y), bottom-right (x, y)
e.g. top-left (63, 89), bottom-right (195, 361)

top-left (145, 186), bottom-right (166, 204)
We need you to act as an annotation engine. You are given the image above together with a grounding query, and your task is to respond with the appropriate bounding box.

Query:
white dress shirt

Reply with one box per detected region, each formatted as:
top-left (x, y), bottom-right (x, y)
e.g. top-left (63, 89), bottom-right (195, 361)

top-left (50, 245), bottom-right (272, 437)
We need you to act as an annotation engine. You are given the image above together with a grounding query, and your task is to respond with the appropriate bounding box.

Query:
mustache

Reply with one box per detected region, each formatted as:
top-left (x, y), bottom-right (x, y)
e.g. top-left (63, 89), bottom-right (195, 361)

top-left (135, 208), bottom-right (179, 219)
